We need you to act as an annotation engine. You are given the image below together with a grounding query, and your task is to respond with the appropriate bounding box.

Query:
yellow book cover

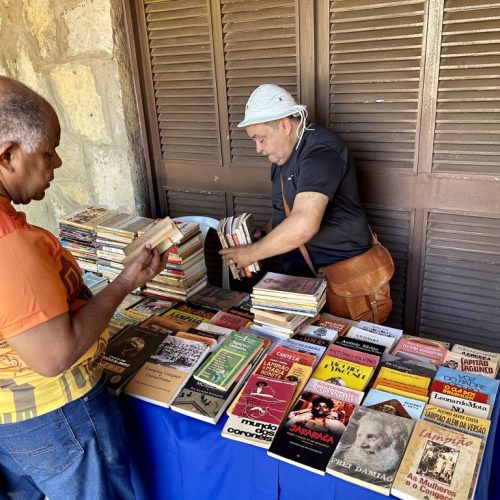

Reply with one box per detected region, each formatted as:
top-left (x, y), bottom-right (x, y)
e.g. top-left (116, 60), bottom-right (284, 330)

top-left (422, 404), bottom-right (490, 440)
top-left (312, 355), bottom-right (373, 391)
top-left (164, 309), bottom-right (206, 328)
top-left (374, 379), bottom-right (429, 403)
top-left (378, 366), bottom-right (431, 390)
top-left (392, 420), bottom-right (483, 500)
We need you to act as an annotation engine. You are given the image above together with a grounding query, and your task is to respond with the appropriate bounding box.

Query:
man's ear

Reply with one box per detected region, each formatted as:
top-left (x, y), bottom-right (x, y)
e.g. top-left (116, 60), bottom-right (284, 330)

top-left (280, 117), bottom-right (293, 136)
top-left (0, 142), bottom-right (15, 172)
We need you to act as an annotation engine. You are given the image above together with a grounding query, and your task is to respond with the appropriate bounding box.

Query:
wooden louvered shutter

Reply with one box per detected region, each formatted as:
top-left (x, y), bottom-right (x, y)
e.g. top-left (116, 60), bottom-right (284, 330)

top-left (419, 212), bottom-right (500, 351)
top-left (221, 0), bottom-right (298, 164)
top-left (431, 0), bottom-right (500, 175)
top-left (328, 0), bottom-right (426, 171)
top-left (144, 0), bottom-right (222, 163)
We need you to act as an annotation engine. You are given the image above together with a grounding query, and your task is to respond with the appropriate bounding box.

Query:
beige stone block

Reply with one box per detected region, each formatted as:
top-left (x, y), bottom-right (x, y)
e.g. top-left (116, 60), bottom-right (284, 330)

top-left (50, 63), bottom-right (110, 143)
top-left (55, 132), bottom-right (88, 181)
top-left (15, 45), bottom-right (52, 99)
top-left (23, 0), bottom-right (57, 59)
top-left (56, 183), bottom-right (93, 207)
top-left (87, 146), bottom-right (136, 212)
top-left (64, 0), bottom-right (113, 56)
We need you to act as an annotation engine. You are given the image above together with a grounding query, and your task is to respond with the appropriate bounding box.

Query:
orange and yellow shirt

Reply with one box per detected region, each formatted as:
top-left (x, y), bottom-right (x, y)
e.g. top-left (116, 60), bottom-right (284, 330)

top-left (0, 197), bottom-right (108, 423)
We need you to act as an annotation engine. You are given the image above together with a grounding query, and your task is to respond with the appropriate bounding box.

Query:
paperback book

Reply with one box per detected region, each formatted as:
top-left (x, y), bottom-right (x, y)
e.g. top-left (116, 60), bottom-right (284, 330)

top-left (362, 388), bottom-right (425, 419)
top-left (291, 333), bottom-right (329, 349)
top-left (422, 404), bottom-right (491, 440)
top-left (124, 335), bottom-right (210, 407)
top-left (190, 285), bottom-right (249, 312)
top-left (100, 325), bottom-right (167, 395)
top-left (170, 364), bottom-right (253, 424)
top-left (222, 374), bottom-right (297, 448)
top-left (268, 378), bottom-right (362, 475)
top-left (428, 391), bottom-right (490, 419)
top-left (392, 336), bottom-right (448, 365)
top-left (335, 336), bottom-right (386, 357)
top-left (122, 217), bottom-right (183, 264)
top-left (327, 406), bottom-right (414, 495)
top-left (391, 420), bottom-right (484, 500)
top-left (441, 351), bottom-right (498, 379)
top-left (193, 331), bottom-right (264, 391)
top-left (209, 310), bottom-right (251, 330)
top-left (300, 324), bottom-right (338, 342)
top-left (326, 343), bottom-right (380, 368)
top-left (345, 326), bottom-right (395, 353)
top-left (433, 366), bottom-right (499, 407)
top-left (357, 321), bottom-right (403, 344)
top-left (312, 355), bottom-right (373, 391)
top-left (451, 344), bottom-right (500, 366)
top-left (316, 313), bottom-right (354, 335)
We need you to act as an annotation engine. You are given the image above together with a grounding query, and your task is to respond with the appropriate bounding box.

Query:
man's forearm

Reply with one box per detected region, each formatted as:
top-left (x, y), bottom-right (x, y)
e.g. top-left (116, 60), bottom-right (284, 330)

top-left (250, 214), bottom-right (315, 262)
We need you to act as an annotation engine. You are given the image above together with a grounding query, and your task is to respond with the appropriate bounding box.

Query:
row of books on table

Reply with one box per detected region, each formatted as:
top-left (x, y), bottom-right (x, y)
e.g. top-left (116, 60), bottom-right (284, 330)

top-left (93, 270), bottom-right (500, 500)
top-left (60, 206), bottom-right (209, 301)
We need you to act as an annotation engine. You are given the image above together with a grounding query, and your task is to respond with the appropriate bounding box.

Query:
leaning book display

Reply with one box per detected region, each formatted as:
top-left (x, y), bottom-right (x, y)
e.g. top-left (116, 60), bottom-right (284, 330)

top-left (391, 420), bottom-right (484, 500)
top-left (327, 406), bottom-right (414, 495)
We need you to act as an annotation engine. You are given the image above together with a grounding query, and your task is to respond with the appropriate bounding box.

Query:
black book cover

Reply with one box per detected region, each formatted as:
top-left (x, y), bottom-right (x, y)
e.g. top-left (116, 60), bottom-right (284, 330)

top-left (101, 325), bottom-right (168, 395)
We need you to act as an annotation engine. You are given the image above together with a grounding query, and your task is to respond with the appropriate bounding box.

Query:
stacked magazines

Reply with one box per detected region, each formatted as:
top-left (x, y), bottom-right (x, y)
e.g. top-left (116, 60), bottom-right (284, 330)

top-left (251, 272), bottom-right (326, 318)
top-left (217, 213), bottom-right (260, 280)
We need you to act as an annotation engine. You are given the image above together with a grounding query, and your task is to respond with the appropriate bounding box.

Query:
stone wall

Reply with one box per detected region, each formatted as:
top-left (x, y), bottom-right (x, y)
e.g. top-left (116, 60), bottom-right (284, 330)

top-left (0, 0), bottom-right (147, 234)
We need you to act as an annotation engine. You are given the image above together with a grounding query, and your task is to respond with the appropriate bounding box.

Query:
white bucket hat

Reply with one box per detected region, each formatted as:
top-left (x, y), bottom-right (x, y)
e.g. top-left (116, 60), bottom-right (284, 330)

top-left (238, 84), bottom-right (307, 128)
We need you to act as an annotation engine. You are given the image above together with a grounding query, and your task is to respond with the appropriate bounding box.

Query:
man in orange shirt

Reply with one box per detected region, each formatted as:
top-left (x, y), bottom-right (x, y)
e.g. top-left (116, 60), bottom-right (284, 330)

top-left (0, 76), bottom-right (166, 498)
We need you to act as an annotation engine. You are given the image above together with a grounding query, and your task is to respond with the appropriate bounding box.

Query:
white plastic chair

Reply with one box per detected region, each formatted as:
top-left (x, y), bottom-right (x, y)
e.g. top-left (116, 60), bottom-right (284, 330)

top-left (173, 216), bottom-right (230, 290)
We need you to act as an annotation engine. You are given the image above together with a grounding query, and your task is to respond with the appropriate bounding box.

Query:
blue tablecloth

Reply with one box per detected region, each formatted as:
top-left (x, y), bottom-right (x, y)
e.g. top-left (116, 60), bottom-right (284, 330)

top-left (119, 394), bottom-right (499, 500)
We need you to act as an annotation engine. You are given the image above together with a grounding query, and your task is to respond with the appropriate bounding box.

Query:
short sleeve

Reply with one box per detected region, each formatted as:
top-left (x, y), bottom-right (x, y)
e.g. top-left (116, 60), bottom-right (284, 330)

top-left (0, 229), bottom-right (69, 339)
top-left (295, 145), bottom-right (347, 200)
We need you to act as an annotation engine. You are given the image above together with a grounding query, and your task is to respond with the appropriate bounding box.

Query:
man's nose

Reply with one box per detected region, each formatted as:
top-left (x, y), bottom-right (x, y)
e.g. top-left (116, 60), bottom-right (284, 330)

top-left (256, 142), bottom-right (264, 154)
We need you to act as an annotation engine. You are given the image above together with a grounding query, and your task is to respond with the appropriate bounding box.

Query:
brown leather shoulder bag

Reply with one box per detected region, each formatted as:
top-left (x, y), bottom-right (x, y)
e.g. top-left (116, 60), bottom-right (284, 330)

top-left (280, 178), bottom-right (394, 323)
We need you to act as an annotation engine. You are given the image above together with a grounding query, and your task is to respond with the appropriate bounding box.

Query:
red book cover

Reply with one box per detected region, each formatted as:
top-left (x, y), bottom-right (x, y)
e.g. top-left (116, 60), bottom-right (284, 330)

top-left (430, 379), bottom-right (488, 403)
top-left (267, 345), bottom-right (316, 367)
top-left (392, 338), bottom-right (447, 365)
top-left (326, 343), bottom-right (379, 368)
top-left (231, 374), bottom-right (297, 425)
top-left (209, 311), bottom-right (250, 330)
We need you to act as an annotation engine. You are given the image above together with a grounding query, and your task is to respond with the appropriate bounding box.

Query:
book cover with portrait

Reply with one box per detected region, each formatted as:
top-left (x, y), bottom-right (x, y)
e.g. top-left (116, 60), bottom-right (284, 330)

top-left (327, 406), bottom-right (414, 495)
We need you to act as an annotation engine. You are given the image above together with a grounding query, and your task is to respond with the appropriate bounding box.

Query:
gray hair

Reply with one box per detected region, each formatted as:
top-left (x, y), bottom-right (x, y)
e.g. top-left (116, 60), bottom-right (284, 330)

top-left (0, 94), bottom-right (49, 153)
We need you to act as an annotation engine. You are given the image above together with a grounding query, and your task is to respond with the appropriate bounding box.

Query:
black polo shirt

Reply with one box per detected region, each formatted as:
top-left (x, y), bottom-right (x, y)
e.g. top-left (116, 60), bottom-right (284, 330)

top-left (271, 124), bottom-right (371, 271)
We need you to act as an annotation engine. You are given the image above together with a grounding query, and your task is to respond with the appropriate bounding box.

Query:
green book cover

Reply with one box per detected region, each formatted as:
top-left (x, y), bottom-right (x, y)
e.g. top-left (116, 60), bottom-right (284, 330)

top-left (193, 331), bottom-right (263, 391)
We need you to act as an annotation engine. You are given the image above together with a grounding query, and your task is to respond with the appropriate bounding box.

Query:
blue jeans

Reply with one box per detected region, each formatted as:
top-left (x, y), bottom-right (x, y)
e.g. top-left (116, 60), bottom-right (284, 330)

top-left (0, 375), bottom-right (135, 499)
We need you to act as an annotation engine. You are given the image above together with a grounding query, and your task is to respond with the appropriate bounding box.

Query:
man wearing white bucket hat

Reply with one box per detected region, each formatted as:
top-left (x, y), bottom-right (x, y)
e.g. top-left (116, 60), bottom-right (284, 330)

top-left (220, 84), bottom-right (371, 276)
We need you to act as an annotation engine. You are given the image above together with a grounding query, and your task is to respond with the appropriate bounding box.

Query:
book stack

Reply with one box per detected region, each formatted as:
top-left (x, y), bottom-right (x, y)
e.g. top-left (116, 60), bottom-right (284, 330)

top-left (96, 212), bottom-right (153, 281)
top-left (58, 205), bottom-right (115, 272)
top-left (251, 272), bottom-right (327, 323)
top-left (428, 365), bottom-right (499, 419)
top-left (371, 353), bottom-right (435, 403)
top-left (250, 308), bottom-right (314, 338)
top-left (143, 221), bottom-right (208, 301)
top-left (82, 271), bottom-right (108, 295)
top-left (217, 213), bottom-right (260, 279)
